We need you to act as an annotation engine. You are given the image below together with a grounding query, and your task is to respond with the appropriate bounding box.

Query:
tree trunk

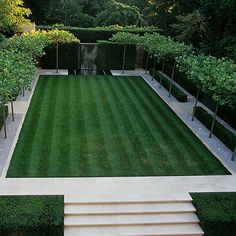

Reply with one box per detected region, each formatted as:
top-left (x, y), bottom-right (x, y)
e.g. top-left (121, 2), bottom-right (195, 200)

top-left (122, 44), bottom-right (127, 74)
top-left (192, 87), bottom-right (200, 121)
top-left (159, 60), bottom-right (165, 88)
top-left (11, 99), bottom-right (14, 121)
top-left (152, 57), bottom-right (156, 81)
top-left (231, 145), bottom-right (236, 161)
top-left (209, 102), bottom-right (219, 138)
top-left (145, 54), bottom-right (149, 74)
top-left (22, 87), bottom-right (25, 97)
top-left (56, 42), bottom-right (59, 73)
top-left (168, 61), bottom-right (176, 97)
top-left (2, 105), bottom-right (7, 139)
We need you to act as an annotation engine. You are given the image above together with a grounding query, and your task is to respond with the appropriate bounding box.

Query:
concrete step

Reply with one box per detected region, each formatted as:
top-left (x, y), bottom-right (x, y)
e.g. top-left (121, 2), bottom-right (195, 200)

top-left (64, 201), bottom-right (196, 215)
top-left (64, 223), bottom-right (204, 236)
top-left (64, 212), bottom-right (199, 226)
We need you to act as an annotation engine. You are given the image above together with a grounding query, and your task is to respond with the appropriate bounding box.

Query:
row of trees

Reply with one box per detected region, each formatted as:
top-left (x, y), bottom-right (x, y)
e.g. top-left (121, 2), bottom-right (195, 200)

top-left (0, 29), bottom-right (79, 138)
top-left (110, 32), bottom-right (236, 159)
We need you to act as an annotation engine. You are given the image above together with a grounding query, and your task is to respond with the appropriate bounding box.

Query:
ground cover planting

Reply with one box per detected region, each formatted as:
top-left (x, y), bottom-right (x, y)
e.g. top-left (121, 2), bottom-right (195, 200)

top-left (7, 75), bottom-right (229, 177)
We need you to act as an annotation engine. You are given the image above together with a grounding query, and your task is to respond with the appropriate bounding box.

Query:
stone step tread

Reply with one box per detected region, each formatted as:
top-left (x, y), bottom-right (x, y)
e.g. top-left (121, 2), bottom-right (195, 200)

top-left (65, 193), bottom-right (192, 203)
top-left (64, 223), bottom-right (203, 236)
top-left (64, 202), bottom-right (196, 215)
top-left (64, 212), bottom-right (199, 226)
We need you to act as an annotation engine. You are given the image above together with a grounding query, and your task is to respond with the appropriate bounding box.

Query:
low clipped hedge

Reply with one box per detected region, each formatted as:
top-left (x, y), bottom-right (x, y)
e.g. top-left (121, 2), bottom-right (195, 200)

top-left (40, 42), bottom-right (80, 69)
top-left (0, 105), bottom-right (8, 130)
top-left (97, 41), bottom-right (136, 71)
top-left (149, 68), bottom-right (188, 102)
top-left (195, 106), bottom-right (236, 151)
top-left (191, 192), bottom-right (236, 236)
top-left (37, 26), bottom-right (162, 43)
top-left (0, 195), bottom-right (64, 236)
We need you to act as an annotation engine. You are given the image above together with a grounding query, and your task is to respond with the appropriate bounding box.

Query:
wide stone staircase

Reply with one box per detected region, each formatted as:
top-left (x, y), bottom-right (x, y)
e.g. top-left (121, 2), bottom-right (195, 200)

top-left (64, 194), bottom-right (204, 236)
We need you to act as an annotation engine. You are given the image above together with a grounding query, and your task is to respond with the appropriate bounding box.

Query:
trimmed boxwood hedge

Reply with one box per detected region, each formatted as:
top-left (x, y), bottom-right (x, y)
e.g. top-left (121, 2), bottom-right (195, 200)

top-left (191, 192), bottom-right (236, 236)
top-left (40, 42), bottom-right (80, 69)
top-left (156, 60), bottom-right (236, 129)
top-left (195, 106), bottom-right (236, 151)
top-left (149, 68), bottom-right (188, 102)
top-left (0, 105), bottom-right (8, 130)
top-left (97, 41), bottom-right (136, 71)
top-left (0, 195), bottom-right (64, 236)
top-left (37, 26), bottom-right (162, 43)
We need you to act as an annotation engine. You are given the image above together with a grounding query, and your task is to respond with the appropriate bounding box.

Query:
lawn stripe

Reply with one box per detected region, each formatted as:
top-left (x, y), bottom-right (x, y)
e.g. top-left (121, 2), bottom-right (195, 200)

top-left (120, 77), bottom-right (179, 175)
top-left (86, 77), bottom-right (112, 176)
top-left (36, 77), bottom-right (59, 176)
top-left (26, 78), bottom-right (54, 175)
top-left (89, 76), bottom-right (123, 175)
top-left (101, 78), bottom-right (149, 175)
top-left (81, 77), bottom-right (101, 176)
top-left (116, 77), bottom-right (172, 175)
top-left (95, 77), bottom-right (136, 175)
top-left (108, 77), bottom-right (155, 175)
top-left (134, 78), bottom-right (223, 174)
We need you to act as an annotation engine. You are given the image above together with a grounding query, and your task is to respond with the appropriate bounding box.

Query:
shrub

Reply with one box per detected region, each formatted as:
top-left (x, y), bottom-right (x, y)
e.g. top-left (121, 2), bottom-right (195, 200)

top-left (0, 195), bottom-right (64, 236)
top-left (195, 106), bottom-right (236, 151)
top-left (37, 26), bottom-right (161, 43)
top-left (0, 106), bottom-right (8, 130)
top-left (149, 68), bottom-right (188, 102)
top-left (97, 41), bottom-right (136, 70)
top-left (40, 42), bottom-right (80, 69)
top-left (191, 192), bottom-right (236, 236)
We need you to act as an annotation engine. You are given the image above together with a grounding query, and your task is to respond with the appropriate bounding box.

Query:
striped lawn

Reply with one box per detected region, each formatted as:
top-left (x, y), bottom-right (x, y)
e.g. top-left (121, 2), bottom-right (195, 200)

top-left (7, 75), bottom-right (229, 177)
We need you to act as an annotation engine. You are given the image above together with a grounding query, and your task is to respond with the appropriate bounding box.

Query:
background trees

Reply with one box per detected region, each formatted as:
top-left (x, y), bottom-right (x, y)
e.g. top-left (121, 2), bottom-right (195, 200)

top-left (0, 0), bottom-right (31, 33)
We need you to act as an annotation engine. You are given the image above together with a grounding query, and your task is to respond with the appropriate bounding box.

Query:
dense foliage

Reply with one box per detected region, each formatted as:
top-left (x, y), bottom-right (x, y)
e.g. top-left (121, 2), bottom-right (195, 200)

top-left (0, 0), bottom-right (31, 33)
top-left (23, 0), bottom-right (236, 60)
top-left (191, 192), bottom-right (236, 236)
top-left (0, 195), bottom-right (64, 236)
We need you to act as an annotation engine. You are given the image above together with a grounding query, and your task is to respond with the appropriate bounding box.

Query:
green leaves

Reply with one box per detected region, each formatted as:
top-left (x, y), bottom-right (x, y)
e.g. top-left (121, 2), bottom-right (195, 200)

top-left (46, 29), bottom-right (80, 44)
top-left (177, 55), bottom-right (236, 107)
top-left (110, 32), bottom-right (140, 45)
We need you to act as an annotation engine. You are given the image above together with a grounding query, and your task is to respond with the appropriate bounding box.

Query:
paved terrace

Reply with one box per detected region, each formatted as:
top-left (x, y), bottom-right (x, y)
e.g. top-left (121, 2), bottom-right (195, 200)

top-left (0, 68), bottom-right (236, 200)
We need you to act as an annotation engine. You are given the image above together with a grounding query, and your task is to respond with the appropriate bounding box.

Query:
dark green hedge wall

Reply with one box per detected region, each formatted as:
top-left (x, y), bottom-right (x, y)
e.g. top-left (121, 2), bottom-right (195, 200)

top-left (97, 41), bottom-right (136, 71)
top-left (0, 106), bottom-right (8, 130)
top-left (150, 68), bottom-right (188, 102)
top-left (155, 59), bottom-right (236, 129)
top-left (191, 193), bottom-right (236, 236)
top-left (37, 26), bottom-right (162, 43)
top-left (0, 195), bottom-right (64, 236)
top-left (40, 42), bottom-right (80, 69)
top-left (195, 106), bottom-right (236, 151)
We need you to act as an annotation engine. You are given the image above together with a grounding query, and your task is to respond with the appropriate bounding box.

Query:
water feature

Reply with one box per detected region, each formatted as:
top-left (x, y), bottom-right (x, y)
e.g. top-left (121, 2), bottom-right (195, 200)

top-left (80, 44), bottom-right (98, 75)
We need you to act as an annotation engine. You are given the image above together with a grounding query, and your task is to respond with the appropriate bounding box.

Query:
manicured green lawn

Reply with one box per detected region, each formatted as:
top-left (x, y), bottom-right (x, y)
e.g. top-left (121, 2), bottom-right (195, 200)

top-left (191, 192), bottom-right (236, 236)
top-left (0, 195), bottom-right (64, 236)
top-left (7, 75), bottom-right (229, 177)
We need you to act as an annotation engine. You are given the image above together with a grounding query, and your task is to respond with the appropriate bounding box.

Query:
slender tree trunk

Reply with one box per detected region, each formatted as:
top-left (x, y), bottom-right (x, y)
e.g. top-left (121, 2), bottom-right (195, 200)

top-left (2, 105), bottom-right (7, 139)
top-left (231, 145), bottom-right (236, 161)
top-left (168, 61), bottom-right (176, 97)
top-left (122, 44), bottom-right (127, 74)
top-left (192, 87), bottom-right (200, 121)
top-left (159, 60), bottom-right (165, 88)
top-left (152, 57), bottom-right (156, 81)
top-left (11, 99), bottom-right (14, 122)
top-left (56, 42), bottom-right (59, 73)
top-left (209, 102), bottom-right (219, 138)
top-left (145, 54), bottom-right (149, 74)
top-left (22, 87), bottom-right (25, 97)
